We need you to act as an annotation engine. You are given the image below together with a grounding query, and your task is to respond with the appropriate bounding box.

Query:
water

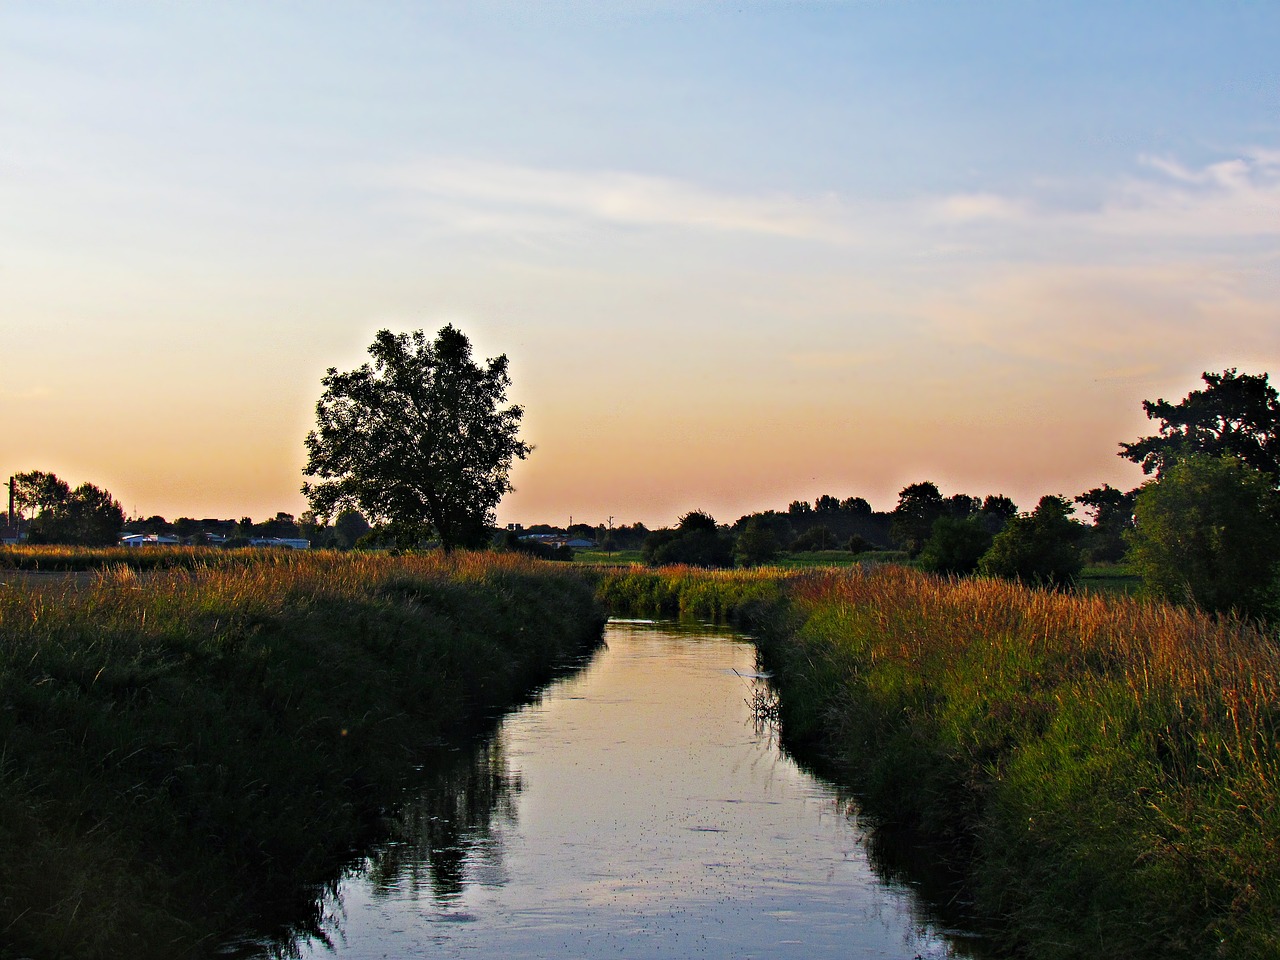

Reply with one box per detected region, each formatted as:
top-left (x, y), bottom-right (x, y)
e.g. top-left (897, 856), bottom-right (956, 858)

top-left (265, 621), bottom-right (975, 959)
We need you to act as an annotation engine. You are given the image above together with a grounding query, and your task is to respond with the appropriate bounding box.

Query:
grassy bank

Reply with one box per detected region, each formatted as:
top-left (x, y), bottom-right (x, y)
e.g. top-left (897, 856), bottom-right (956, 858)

top-left (597, 564), bottom-right (1280, 959)
top-left (0, 550), bottom-right (604, 959)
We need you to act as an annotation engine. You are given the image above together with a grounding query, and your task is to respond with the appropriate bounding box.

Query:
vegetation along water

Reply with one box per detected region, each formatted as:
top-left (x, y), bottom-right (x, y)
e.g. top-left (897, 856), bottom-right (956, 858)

top-left (3, 546), bottom-right (1279, 958)
top-left (600, 565), bottom-right (1280, 960)
top-left (0, 549), bottom-right (603, 959)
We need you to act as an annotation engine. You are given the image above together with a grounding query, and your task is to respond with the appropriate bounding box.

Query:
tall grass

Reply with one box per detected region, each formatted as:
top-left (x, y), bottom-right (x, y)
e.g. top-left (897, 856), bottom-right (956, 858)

top-left (594, 564), bottom-right (796, 624)
top-left (0, 544), bottom-right (229, 572)
top-left (0, 549), bottom-right (604, 959)
top-left (598, 564), bottom-right (1280, 958)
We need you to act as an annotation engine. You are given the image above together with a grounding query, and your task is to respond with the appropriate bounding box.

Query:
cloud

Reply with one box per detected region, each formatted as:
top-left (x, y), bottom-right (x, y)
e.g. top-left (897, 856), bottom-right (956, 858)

top-left (917, 259), bottom-right (1279, 375)
top-left (1088, 150), bottom-right (1280, 239)
top-left (379, 159), bottom-right (851, 242)
top-left (931, 192), bottom-right (1029, 224)
top-left (374, 146), bottom-right (1280, 262)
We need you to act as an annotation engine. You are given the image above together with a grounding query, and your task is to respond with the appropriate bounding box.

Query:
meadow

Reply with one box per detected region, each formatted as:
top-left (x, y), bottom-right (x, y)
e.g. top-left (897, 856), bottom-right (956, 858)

top-left (0, 549), bottom-right (604, 959)
top-left (598, 564), bottom-right (1280, 959)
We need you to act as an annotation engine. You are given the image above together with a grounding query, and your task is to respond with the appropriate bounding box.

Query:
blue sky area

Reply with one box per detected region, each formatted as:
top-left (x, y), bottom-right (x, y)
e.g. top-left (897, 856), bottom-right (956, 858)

top-left (3, 2), bottom-right (1278, 525)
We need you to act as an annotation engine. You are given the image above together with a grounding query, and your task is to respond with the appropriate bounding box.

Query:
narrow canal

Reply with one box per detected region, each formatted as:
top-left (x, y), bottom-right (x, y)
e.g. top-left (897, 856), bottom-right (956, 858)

top-left (265, 620), bottom-right (977, 959)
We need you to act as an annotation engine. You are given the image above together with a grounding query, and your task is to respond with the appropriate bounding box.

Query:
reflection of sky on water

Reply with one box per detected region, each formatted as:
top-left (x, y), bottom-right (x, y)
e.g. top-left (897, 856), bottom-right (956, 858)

top-left (293, 623), bottom-right (972, 959)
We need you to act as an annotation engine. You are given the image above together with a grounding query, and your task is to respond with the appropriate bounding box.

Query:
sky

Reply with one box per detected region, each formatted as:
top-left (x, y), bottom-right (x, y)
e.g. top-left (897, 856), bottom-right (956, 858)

top-left (3, 1), bottom-right (1278, 528)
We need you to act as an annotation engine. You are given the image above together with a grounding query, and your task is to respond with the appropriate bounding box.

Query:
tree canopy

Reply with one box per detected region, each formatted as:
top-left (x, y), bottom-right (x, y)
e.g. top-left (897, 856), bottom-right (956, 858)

top-left (302, 326), bottom-right (530, 550)
top-left (1119, 369), bottom-right (1280, 483)
top-left (1127, 454), bottom-right (1280, 620)
top-left (12, 471), bottom-right (125, 546)
top-left (642, 511), bottom-right (734, 567)
top-left (891, 481), bottom-right (945, 556)
top-left (978, 495), bottom-right (1084, 587)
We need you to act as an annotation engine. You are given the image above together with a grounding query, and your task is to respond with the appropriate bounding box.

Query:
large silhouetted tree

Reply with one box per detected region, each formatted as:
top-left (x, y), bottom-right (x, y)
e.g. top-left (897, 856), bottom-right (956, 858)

top-left (303, 326), bottom-right (530, 551)
top-left (1120, 369), bottom-right (1279, 483)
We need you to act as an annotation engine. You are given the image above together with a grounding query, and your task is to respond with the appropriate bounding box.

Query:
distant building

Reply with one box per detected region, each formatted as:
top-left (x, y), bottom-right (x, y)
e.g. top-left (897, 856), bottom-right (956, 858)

top-left (120, 534), bottom-right (182, 547)
top-left (248, 537), bottom-right (310, 550)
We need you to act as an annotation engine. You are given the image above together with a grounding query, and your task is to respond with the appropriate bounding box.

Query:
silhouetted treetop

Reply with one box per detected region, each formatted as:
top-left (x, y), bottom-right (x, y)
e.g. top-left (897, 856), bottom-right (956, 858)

top-left (1120, 369), bottom-right (1279, 482)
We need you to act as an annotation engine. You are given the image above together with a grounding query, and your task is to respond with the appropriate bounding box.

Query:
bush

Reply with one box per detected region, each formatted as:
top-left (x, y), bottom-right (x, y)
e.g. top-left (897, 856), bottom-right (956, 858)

top-left (918, 516), bottom-right (992, 576)
top-left (1128, 454), bottom-right (1280, 620)
top-left (734, 516), bottom-right (780, 567)
top-left (978, 496), bottom-right (1084, 587)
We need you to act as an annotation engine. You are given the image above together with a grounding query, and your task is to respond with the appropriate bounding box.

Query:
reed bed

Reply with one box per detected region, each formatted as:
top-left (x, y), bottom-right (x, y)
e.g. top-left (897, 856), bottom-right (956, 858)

top-left (598, 563), bottom-right (1280, 959)
top-left (0, 549), bottom-right (604, 959)
top-left (0, 544), bottom-right (229, 572)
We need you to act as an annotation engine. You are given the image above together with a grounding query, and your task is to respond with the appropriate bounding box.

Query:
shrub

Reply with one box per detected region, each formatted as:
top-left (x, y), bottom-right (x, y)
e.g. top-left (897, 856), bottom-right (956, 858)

top-left (979, 495), bottom-right (1083, 587)
top-left (918, 515), bottom-right (992, 575)
top-left (1128, 454), bottom-right (1280, 620)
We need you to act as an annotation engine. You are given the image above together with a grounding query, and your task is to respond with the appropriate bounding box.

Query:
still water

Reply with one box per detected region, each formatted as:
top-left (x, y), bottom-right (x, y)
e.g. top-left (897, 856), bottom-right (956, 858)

top-left (275, 621), bottom-right (973, 959)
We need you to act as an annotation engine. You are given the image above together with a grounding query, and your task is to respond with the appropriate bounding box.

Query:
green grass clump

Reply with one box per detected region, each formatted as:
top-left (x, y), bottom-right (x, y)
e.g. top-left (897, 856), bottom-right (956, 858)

top-left (0, 549), bottom-right (604, 958)
top-left (594, 565), bottom-right (795, 624)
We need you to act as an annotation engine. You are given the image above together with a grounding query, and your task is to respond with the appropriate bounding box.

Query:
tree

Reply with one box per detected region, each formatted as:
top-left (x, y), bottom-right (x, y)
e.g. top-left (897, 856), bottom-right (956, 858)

top-left (979, 494), bottom-right (1018, 534)
top-left (978, 495), bottom-right (1084, 587)
top-left (333, 508), bottom-right (372, 549)
top-left (11, 471), bottom-right (70, 520)
top-left (790, 524), bottom-right (837, 551)
top-left (1127, 455), bottom-right (1280, 620)
top-left (919, 516), bottom-right (993, 576)
top-left (840, 496), bottom-right (872, 516)
top-left (14, 471), bottom-right (124, 546)
top-left (1075, 484), bottom-right (1138, 563)
top-left (303, 326), bottom-right (530, 551)
top-left (1120, 369), bottom-right (1280, 483)
top-left (642, 511), bottom-right (734, 568)
top-left (891, 481), bottom-right (945, 557)
top-left (734, 515), bottom-right (781, 567)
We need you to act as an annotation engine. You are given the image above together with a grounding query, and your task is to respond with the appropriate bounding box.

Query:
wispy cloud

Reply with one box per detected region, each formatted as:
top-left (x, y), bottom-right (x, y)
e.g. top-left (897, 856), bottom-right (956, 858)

top-left (379, 159), bottom-right (851, 242)
top-left (930, 192), bottom-right (1030, 224)
top-left (1095, 149), bottom-right (1280, 238)
top-left (377, 147), bottom-right (1280, 256)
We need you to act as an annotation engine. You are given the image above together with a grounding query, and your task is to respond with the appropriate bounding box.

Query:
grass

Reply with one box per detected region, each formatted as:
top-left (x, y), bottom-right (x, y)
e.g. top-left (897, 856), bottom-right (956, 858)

top-left (597, 563), bottom-right (1280, 959)
top-left (0, 544), bottom-right (221, 572)
top-left (0, 548), bottom-right (605, 959)
top-left (1078, 561), bottom-right (1143, 596)
top-left (771, 548), bottom-right (907, 568)
top-left (572, 548), bottom-right (644, 565)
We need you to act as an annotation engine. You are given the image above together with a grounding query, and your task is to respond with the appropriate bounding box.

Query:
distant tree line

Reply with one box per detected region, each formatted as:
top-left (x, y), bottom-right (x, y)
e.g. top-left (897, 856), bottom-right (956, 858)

top-left (629, 368), bottom-right (1280, 623)
top-left (120, 509), bottom-right (375, 549)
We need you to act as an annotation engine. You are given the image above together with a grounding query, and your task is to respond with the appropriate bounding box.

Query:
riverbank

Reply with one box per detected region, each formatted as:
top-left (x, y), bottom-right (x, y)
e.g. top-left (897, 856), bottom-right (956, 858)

top-left (596, 565), bottom-right (1280, 959)
top-left (0, 550), bottom-right (605, 959)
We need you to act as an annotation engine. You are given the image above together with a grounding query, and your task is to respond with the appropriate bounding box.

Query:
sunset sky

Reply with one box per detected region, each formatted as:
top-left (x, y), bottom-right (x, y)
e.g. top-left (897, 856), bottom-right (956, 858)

top-left (4, 1), bottom-right (1278, 528)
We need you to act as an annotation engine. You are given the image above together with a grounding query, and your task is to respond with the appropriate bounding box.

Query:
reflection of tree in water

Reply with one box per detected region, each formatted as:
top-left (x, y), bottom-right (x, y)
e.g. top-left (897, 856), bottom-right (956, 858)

top-left (366, 732), bottom-right (520, 902)
top-left (247, 732), bottom-right (521, 958)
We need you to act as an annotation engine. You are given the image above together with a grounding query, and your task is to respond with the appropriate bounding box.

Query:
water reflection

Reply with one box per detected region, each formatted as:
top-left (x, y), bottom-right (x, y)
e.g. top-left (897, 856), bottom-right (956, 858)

top-left (365, 738), bottom-right (521, 903)
top-left (245, 622), bottom-right (981, 959)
